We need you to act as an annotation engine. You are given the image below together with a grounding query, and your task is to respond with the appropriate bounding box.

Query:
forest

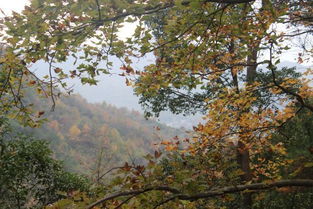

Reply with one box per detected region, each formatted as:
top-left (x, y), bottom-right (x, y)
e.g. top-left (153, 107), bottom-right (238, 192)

top-left (0, 0), bottom-right (313, 208)
top-left (15, 92), bottom-right (181, 174)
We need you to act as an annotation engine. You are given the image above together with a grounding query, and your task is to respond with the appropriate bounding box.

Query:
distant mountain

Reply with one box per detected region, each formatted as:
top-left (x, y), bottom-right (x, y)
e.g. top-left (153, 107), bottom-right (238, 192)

top-left (13, 93), bottom-right (182, 174)
top-left (31, 56), bottom-right (201, 129)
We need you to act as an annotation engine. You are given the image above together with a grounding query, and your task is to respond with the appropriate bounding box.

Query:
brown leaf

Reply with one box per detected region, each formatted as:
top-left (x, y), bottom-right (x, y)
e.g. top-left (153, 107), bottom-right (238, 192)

top-left (54, 67), bottom-right (62, 73)
top-left (123, 162), bottom-right (131, 171)
top-left (125, 78), bottom-right (131, 86)
top-left (29, 80), bottom-right (36, 85)
top-left (154, 150), bottom-right (162, 159)
top-left (37, 111), bottom-right (45, 118)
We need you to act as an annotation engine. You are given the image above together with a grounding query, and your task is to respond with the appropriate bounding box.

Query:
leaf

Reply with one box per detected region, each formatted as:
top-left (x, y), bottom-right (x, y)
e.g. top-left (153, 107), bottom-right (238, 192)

top-left (54, 67), bottom-right (62, 73)
top-left (304, 162), bottom-right (313, 168)
top-left (154, 150), bottom-right (162, 159)
top-left (29, 80), bottom-right (36, 85)
top-left (125, 78), bottom-right (131, 86)
top-left (123, 162), bottom-right (131, 171)
top-left (37, 111), bottom-right (45, 118)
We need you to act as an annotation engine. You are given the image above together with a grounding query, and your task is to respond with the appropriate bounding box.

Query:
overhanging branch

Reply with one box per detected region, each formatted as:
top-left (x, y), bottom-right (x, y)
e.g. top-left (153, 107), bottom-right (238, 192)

top-left (92, 0), bottom-right (254, 26)
top-left (87, 179), bottom-right (313, 209)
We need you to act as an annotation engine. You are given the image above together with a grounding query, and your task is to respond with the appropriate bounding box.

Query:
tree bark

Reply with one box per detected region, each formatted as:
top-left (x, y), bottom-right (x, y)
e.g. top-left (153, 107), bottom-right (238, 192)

top-left (246, 48), bottom-right (258, 83)
top-left (237, 141), bottom-right (253, 209)
top-left (237, 37), bottom-right (259, 209)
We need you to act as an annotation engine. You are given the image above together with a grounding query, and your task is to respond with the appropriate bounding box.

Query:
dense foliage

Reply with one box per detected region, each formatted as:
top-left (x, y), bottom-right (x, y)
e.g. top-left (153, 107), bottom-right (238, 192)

top-left (0, 119), bottom-right (90, 209)
top-left (0, 0), bottom-right (313, 208)
top-left (54, 106), bottom-right (313, 209)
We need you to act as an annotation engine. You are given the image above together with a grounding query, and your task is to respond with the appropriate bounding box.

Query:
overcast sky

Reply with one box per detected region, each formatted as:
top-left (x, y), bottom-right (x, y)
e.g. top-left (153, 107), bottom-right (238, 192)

top-left (0, 0), bottom-right (29, 16)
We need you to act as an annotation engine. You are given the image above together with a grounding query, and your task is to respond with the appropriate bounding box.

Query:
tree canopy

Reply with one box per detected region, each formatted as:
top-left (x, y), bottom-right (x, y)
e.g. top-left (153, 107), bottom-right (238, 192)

top-left (0, 0), bottom-right (313, 208)
top-left (0, 118), bottom-right (90, 209)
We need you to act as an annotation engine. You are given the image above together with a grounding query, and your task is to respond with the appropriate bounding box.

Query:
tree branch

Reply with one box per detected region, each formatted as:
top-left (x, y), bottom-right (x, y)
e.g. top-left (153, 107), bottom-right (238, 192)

top-left (86, 186), bottom-right (180, 209)
top-left (177, 179), bottom-right (313, 201)
top-left (268, 42), bottom-right (313, 113)
top-left (87, 179), bottom-right (313, 208)
top-left (95, 0), bottom-right (102, 21)
top-left (92, 0), bottom-right (254, 26)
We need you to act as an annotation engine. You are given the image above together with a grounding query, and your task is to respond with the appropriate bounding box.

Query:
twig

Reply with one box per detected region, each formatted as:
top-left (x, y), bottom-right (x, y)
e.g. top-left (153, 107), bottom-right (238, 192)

top-left (113, 194), bottom-right (137, 209)
top-left (48, 54), bottom-right (56, 111)
top-left (95, 0), bottom-right (102, 21)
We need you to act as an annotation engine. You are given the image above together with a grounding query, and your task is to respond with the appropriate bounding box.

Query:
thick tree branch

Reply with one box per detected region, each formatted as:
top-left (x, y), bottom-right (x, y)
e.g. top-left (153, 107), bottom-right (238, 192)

top-left (87, 179), bottom-right (313, 209)
top-left (92, 0), bottom-right (254, 26)
top-left (177, 179), bottom-right (313, 200)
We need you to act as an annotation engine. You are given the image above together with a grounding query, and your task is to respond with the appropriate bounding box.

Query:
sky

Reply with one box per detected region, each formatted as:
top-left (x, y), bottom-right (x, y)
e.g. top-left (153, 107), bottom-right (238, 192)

top-left (0, 0), bottom-right (29, 17)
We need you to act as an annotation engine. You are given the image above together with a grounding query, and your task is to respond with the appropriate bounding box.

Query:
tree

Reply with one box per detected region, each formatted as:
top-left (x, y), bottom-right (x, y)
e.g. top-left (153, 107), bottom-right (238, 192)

top-left (1, 0), bottom-right (313, 208)
top-left (0, 118), bottom-right (90, 209)
top-left (69, 124), bottom-right (81, 139)
top-left (251, 106), bottom-right (313, 209)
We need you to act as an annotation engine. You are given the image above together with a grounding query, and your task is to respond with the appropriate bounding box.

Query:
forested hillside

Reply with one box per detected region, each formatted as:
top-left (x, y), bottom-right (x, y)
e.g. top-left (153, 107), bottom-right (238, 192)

top-left (13, 93), bottom-right (181, 174)
top-left (1, 0), bottom-right (313, 208)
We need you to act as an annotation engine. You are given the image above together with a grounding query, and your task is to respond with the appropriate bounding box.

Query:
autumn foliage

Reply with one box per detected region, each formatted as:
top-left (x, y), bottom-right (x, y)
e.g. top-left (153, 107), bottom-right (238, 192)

top-left (1, 0), bottom-right (313, 208)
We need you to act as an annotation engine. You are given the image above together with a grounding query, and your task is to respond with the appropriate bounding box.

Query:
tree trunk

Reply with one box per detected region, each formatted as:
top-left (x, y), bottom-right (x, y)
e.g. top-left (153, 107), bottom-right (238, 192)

top-left (246, 48), bottom-right (258, 83)
top-left (237, 42), bottom-right (259, 209)
top-left (237, 141), bottom-right (253, 209)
